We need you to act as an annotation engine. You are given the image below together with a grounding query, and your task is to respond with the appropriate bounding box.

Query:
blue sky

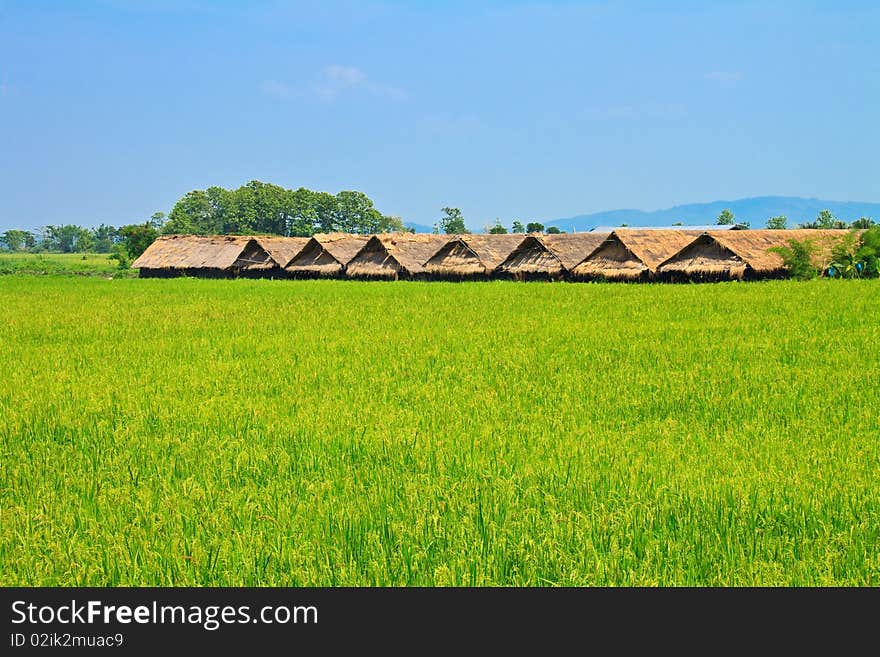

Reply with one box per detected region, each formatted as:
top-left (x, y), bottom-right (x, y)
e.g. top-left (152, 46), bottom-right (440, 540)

top-left (1, 0), bottom-right (878, 232)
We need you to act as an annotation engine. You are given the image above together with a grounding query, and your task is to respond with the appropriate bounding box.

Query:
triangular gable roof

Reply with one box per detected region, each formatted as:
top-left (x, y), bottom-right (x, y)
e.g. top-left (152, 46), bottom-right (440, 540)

top-left (495, 234), bottom-right (565, 275)
top-left (542, 233), bottom-right (610, 270)
top-left (426, 234), bottom-right (526, 275)
top-left (346, 233), bottom-right (449, 277)
top-left (252, 236), bottom-right (310, 267)
top-left (656, 233), bottom-right (747, 275)
top-left (708, 229), bottom-right (854, 273)
top-left (287, 233), bottom-right (370, 271)
top-left (131, 235), bottom-right (253, 270)
top-left (571, 230), bottom-right (700, 279)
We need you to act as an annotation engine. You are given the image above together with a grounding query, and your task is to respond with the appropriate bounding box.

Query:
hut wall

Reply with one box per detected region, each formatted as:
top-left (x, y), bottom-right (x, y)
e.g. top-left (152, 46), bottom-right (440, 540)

top-left (572, 240), bottom-right (648, 281)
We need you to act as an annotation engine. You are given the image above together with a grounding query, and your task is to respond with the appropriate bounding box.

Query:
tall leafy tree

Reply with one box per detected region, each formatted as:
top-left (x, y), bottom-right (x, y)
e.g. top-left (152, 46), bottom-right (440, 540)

top-left (1, 229), bottom-right (31, 251)
top-left (45, 225), bottom-right (94, 253)
top-left (439, 207), bottom-right (468, 234)
top-left (766, 215), bottom-right (788, 230)
top-left (118, 223), bottom-right (158, 259)
top-left (92, 224), bottom-right (119, 252)
top-left (716, 209), bottom-right (735, 225)
top-left (487, 219), bottom-right (508, 234)
top-left (511, 220), bottom-right (525, 234)
top-left (164, 190), bottom-right (214, 234)
top-left (526, 222), bottom-right (544, 233)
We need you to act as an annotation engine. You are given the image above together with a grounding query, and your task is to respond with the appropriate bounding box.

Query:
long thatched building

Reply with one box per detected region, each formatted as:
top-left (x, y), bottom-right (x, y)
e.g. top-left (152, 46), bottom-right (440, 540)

top-left (656, 229), bottom-right (856, 280)
top-left (252, 236), bottom-right (310, 275)
top-left (494, 235), bottom-right (564, 280)
top-left (344, 233), bottom-right (449, 279)
top-left (286, 233), bottom-right (371, 277)
top-left (132, 235), bottom-right (275, 278)
top-left (571, 230), bottom-right (700, 281)
top-left (494, 233), bottom-right (612, 280)
top-left (425, 234), bottom-right (525, 279)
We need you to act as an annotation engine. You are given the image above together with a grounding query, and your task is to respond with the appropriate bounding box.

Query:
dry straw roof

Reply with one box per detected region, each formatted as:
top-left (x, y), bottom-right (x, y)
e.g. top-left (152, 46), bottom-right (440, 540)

top-left (287, 233), bottom-right (371, 274)
top-left (346, 233), bottom-right (449, 278)
top-left (252, 236), bottom-right (310, 267)
top-left (572, 230), bottom-right (699, 279)
top-left (656, 234), bottom-right (747, 276)
top-left (708, 229), bottom-right (853, 273)
top-left (132, 235), bottom-right (254, 270)
top-left (426, 234), bottom-right (526, 276)
top-left (495, 234), bottom-right (565, 276)
top-left (542, 233), bottom-right (610, 270)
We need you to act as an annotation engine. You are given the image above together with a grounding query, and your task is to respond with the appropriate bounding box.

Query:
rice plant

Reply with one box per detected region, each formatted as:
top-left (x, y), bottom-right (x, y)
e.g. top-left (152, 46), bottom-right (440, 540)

top-left (1, 277), bottom-right (878, 585)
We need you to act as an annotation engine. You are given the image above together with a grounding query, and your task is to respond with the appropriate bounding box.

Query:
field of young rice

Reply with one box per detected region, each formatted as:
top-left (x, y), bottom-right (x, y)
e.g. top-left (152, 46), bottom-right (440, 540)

top-left (2, 277), bottom-right (878, 585)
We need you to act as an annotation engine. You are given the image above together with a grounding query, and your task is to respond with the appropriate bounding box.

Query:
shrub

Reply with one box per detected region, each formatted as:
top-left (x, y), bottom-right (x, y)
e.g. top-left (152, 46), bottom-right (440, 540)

top-left (769, 238), bottom-right (819, 280)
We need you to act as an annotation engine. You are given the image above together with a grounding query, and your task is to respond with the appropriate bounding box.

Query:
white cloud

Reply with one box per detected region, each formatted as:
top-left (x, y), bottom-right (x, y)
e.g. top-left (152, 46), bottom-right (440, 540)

top-left (314, 65), bottom-right (406, 101)
top-left (324, 64), bottom-right (366, 87)
top-left (705, 71), bottom-right (744, 82)
top-left (260, 66), bottom-right (406, 102)
top-left (259, 79), bottom-right (295, 100)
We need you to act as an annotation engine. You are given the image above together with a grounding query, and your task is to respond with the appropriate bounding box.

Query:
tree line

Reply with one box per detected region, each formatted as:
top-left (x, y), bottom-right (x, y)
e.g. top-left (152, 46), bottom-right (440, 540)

top-left (0, 181), bottom-right (406, 261)
top-left (2, 188), bottom-right (876, 260)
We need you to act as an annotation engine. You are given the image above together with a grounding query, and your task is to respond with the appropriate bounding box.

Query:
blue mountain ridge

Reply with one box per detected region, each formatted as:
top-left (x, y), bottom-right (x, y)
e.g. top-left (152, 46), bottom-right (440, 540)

top-left (542, 196), bottom-right (880, 232)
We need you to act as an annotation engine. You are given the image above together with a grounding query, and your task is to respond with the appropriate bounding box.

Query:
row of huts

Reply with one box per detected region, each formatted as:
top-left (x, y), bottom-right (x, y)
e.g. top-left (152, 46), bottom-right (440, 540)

top-left (131, 229), bottom-right (854, 281)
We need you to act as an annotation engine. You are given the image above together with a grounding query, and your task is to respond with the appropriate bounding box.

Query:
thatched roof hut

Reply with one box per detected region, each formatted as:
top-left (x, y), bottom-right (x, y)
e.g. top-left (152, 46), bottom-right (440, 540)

top-left (542, 233), bottom-right (610, 271)
top-left (656, 233), bottom-right (749, 280)
top-left (425, 234), bottom-right (525, 278)
top-left (132, 235), bottom-right (271, 278)
top-left (286, 233), bottom-right (371, 277)
top-left (708, 229), bottom-right (853, 277)
top-left (345, 233), bottom-right (449, 279)
top-left (252, 236), bottom-right (310, 269)
top-left (654, 229), bottom-right (856, 280)
top-left (494, 235), bottom-right (565, 280)
top-left (571, 230), bottom-right (699, 280)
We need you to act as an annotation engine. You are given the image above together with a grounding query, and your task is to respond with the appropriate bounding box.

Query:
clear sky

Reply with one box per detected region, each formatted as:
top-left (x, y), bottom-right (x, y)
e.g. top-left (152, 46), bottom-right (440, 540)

top-left (1, 0), bottom-right (878, 232)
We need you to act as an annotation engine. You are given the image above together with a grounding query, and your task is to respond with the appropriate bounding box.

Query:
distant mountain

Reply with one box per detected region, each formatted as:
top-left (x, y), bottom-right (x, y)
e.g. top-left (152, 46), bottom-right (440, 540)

top-left (404, 222), bottom-right (435, 234)
top-left (544, 196), bottom-right (880, 232)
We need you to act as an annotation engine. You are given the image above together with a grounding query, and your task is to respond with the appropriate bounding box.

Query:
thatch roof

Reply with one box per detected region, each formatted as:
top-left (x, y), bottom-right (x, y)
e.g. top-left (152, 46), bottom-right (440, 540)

top-left (131, 235), bottom-right (255, 270)
top-left (708, 229), bottom-right (853, 273)
top-left (345, 233), bottom-right (449, 279)
top-left (495, 235), bottom-right (566, 277)
top-left (252, 236), bottom-right (310, 268)
top-left (286, 233), bottom-right (371, 275)
top-left (542, 233), bottom-right (610, 270)
top-left (425, 234), bottom-right (525, 277)
top-left (656, 233), bottom-right (748, 278)
top-left (572, 230), bottom-right (699, 279)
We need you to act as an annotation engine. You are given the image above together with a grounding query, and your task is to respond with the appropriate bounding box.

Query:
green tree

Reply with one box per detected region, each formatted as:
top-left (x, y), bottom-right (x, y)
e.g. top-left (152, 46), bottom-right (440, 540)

top-left (164, 190), bottom-right (214, 234)
top-left (511, 220), bottom-right (525, 234)
top-left (334, 190), bottom-right (385, 234)
top-left (766, 216), bottom-right (788, 230)
top-left (545, 226), bottom-right (563, 234)
top-left (149, 212), bottom-right (166, 230)
top-left (526, 222), bottom-right (544, 233)
top-left (769, 238), bottom-right (819, 280)
top-left (716, 209), bottom-right (735, 225)
top-left (378, 215), bottom-right (408, 233)
top-left (45, 225), bottom-right (94, 253)
top-left (850, 217), bottom-right (875, 229)
top-left (92, 224), bottom-right (119, 252)
top-left (487, 219), bottom-right (508, 234)
top-left (1, 229), bottom-right (31, 251)
top-left (801, 209), bottom-right (846, 229)
top-left (118, 223), bottom-right (158, 260)
top-left (439, 207), bottom-right (468, 234)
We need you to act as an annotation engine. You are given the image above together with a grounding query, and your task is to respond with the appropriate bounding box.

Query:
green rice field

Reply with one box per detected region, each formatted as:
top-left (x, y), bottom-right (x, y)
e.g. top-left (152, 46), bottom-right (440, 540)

top-left (2, 276), bottom-right (879, 585)
top-left (0, 252), bottom-right (136, 277)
